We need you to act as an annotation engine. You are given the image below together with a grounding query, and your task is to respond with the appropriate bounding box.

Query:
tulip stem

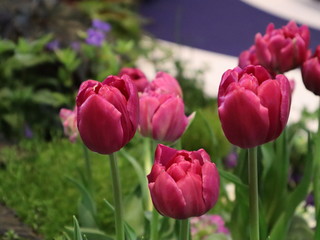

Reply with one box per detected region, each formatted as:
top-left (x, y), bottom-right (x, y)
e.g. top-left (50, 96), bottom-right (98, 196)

top-left (179, 219), bottom-right (189, 240)
top-left (82, 144), bottom-right (92, 190)
top-left (109, 153), bottom-right (125, 240)
top-left (150, 139), bottom-right (160, 240)
top-left (314, 99), bottom-right (320, 239)
top-left (248, 147), bottom-right (259, 240)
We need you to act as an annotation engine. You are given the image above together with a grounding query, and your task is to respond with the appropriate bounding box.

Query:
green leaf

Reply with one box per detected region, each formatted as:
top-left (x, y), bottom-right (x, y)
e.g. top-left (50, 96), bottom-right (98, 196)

top-left (269, 132), bottom-right (313, 240)
top-left (0, 39), bottom-right (15, 53)
top-left (55, 48), bottom-right (80, 72)
top-left (66, 225), bottom-right (113, 240)
top-left (32, 90), bottom-right (69, 107)
top-left (119, 149), bottom-right (149, 210)
top-left (218, 168), bottom-right (248, 193)
top-left (67, 177), bottom-right (97, 228)
top-left (73, 216), bottom-right (83, 240)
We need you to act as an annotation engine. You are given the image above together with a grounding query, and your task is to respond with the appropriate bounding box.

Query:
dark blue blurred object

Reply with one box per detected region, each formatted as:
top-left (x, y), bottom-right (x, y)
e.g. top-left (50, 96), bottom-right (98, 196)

top-left (140, 0), bottom-right (320, 56)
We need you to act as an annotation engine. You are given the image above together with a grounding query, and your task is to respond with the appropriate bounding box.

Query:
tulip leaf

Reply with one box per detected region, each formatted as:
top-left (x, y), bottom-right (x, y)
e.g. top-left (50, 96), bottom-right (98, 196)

top-left (269, 132), bottom-right (313, 240)
top-left (218, 168), bottom-right (248, 193)
top-left (67, 177), bottom-right (97, 228)
top-left (66, 222), bottom-right (113, 240)
top-left (119, 149), bottom-right (149, 210)
top-left (73, 216), bottom-right (84, 240)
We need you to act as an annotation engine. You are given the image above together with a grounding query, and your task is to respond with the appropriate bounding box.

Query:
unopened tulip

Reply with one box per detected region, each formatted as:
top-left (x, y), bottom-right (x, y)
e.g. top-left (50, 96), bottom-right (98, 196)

top-left (139, 92), bottom-right (191, 142)
top-left (218, 65), bottom-right (291, 148)
top-left (59, 107), bottom-right (78, 142)
top-left (119, 67), bottom-right (149, 92)
top-left (302, 46), bottom-right (320, 96)
top-left (255, 21), bottom-right (310, 73)
top-left (76, 75), bottom-right (139, 154)
top-left (147, 72), bottom-right (183, 97)
top-left (147, 144), bottom-right (220, 219)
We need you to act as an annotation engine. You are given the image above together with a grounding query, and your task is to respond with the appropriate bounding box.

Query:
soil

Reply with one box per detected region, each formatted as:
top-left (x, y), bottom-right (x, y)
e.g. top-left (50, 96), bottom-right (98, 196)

top-left (0, 203), bottom-right (42, 240)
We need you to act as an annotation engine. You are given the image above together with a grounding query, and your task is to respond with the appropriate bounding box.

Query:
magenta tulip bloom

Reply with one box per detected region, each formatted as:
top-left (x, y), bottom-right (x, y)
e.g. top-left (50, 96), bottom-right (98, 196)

top-left (147, 72), bottom-right (183, 97)
top-left (302, 46), bottom-right (320, 96)
top-left (238, 45), bottom-right (259, 69)
top-left (255, 21), bottom-right (310, 73)
top-left (147, 144), bottom-right (220, 219)
top-left (218, 65), bottom-right (291, 148)
top-left (139, 91), bottom-right (191, 142)
top-left (119, 67), bottom-right (149, 93)
top-left (59, 107), bottom-right (78, 143)
top-left (76, 75), bottom-right (139, 154)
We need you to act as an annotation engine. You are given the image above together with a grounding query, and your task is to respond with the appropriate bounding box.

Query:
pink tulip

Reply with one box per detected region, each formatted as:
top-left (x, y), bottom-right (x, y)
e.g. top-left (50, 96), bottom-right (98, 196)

top-left (119, 67), bottom-right (149, 93)
top-left (302, 46), bottom-right (320, 96)
top-left (218, 65), bottom-right (291, 148)
top-left (146, 72), bottom-right (183, 97)
top-left (76, 75), bottom-right (139, 154)
top-left (255, 21), bottom-right (310, 73)
top-left (147, 144), bottom-right (220, 219)
top-left (238, 45), bottom-right (260, 69)
top-left (139, 91), bottom-right (191, 142)
top-left (59, 107), bottom-right (78, 142)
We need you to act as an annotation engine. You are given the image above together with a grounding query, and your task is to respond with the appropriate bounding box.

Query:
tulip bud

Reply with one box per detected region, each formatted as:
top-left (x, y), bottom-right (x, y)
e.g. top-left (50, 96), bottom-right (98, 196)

top-left (255, 21), bottom-right (310, 73)
top-left (146, 72), bottom-right (183, 97)
top-left (119, 67), bottom-right (149, 93)
top-left (147, 144), bottom-right (220, 219)
top-left (218, 65), bottom-right (291, 148)
top-left (59, 107), bottom-right (78, 142)
top-left (76, 75), bottom-right (139, 154)
top-left (301, 46), bottom-right (320, 96)
top-left (139, 92), bottom-right (191, 142)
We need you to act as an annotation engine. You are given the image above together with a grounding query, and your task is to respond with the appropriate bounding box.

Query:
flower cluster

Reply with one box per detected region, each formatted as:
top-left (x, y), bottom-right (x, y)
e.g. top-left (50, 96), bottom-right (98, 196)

top-left (86, 19), bottom-right (111, 47)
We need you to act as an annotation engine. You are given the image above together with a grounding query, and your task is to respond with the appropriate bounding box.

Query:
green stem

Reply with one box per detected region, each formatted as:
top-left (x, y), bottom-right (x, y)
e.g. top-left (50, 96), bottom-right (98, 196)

top-left (179, 219), bottom-right (189, 240)
top-left (314, 99), bottom-right (320, 240)
top-left (109, 153), bottom-right (125, 240)
top-left (83, 144), bottom-right (92, 189)
top-left (248, 147), bottom-right (259, 240)
top-left (150, 208), bottom-right (160, 240)
top-left (150, 139), bottom-right (159, 240)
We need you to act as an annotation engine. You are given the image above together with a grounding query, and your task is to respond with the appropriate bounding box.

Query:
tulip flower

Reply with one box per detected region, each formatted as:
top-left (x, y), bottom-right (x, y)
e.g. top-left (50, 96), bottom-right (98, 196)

top-left (255, 21), bottom-right (310, 73)
top-left (301, 46), bottom-right (320, 96)
top-left (76, 75), bottom-right (139, 154)
top-left (147, 144), bottom-right (220, 219)
top-left (238, 45), bottom-right (259, 69)
top-left (139, 91), bottom-right (192, 142)
top-left (119, 67), bottom-right (149, 92)
top-left (147, 72), bottom-right (183, 97)
top-left (59, 107), bottom-right (78, 142)
top-left (218, 65), bottom-right (291, 148)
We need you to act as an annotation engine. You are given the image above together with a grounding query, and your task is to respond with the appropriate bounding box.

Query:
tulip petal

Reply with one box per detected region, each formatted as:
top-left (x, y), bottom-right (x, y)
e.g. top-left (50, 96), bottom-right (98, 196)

top-left (139, 96), bottom-right (160, 137)
top-left (176, 172), bottom-right (206, 218)
top-left (149, 171), bottom-right (186, 219)
top-left (152, 96), bottom-right (188, 142)
top-left (78, 94), bottom-right (124, 154)
top-left (202, 162), bottom-right (220, 209)
top-left (258, 80), bottom-right (281, 140)
top-left (154, 144), bottom-right (177, 166)
top-left (219, 87), bottom-right (269, 148)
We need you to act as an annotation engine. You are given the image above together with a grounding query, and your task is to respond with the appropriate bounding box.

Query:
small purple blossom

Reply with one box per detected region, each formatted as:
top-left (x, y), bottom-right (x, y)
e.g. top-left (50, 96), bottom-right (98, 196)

top-left (24, 124), bottom-right (33, 139)
top-left (92, 19), bottom-right (111, 32)
top-left (305, 193), bottom-right (314, 207)
top-left (86, 28), bottom-right (105, 47)
top-left (190, 214), bottom-right (230, 240)
top-left (223, 151), bottom-right (238, 169)
top-left (70, 41), bottom-right (81, 51)
top-left (46, 40), bottom-right (60, 51)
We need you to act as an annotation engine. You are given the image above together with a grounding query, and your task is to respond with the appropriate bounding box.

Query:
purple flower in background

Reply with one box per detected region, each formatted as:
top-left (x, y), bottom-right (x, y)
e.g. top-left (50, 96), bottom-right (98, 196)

top-left (70, 41), bottom-right (81, 51)
top-left (92, 19), bottom-right (111, 33)
top-left (86, 28), bottom-right (105, 47)
top-left (46, 40), bottom-right (60, 51)
top-left (24, 124), bottom-right (33, 139)
top-left (190, 214), bottom-right (230, 240)
top-left (223, 150), bottom-right (238, 169)
top-left (305, 193), bottom-right (314, 207)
